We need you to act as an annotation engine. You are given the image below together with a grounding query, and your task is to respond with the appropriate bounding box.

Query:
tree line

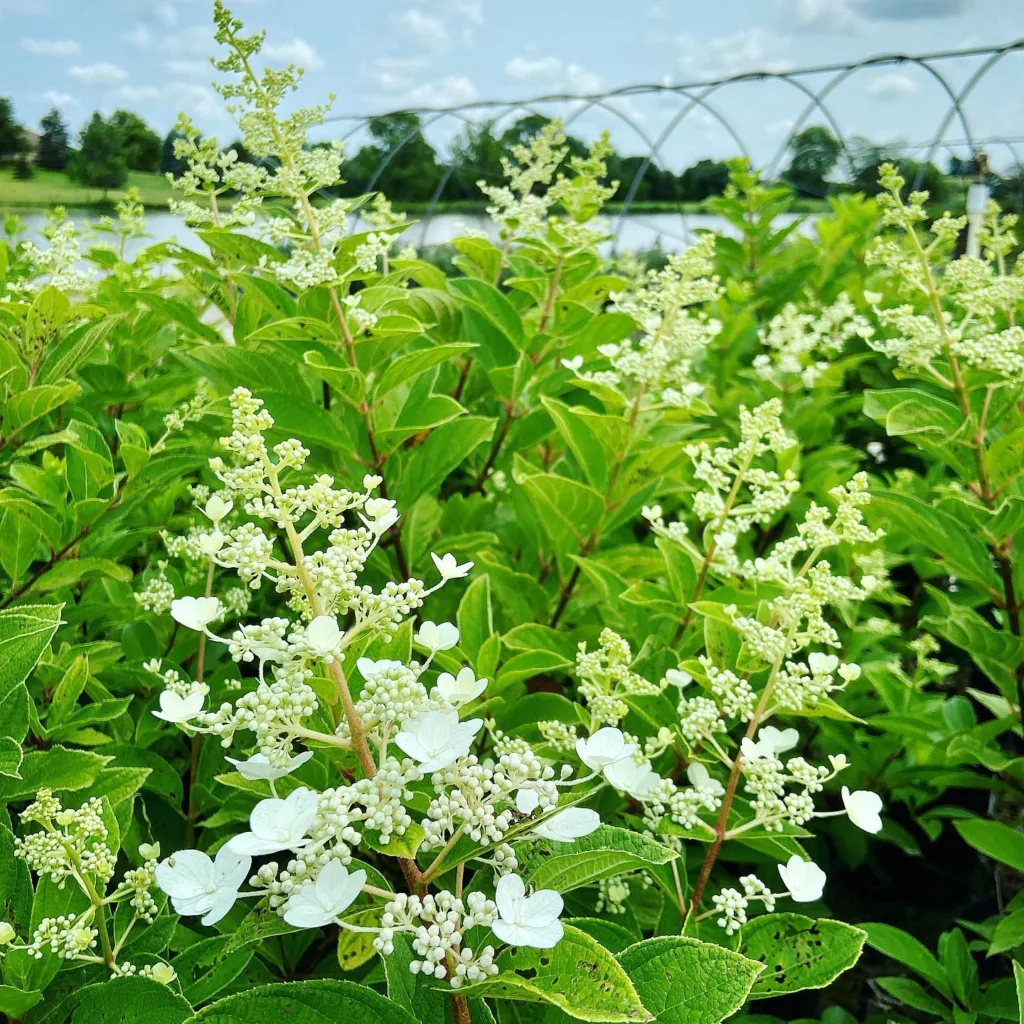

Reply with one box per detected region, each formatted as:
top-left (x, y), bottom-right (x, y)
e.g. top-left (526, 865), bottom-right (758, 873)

top-left (2, 97), bottom-right (1022, 209)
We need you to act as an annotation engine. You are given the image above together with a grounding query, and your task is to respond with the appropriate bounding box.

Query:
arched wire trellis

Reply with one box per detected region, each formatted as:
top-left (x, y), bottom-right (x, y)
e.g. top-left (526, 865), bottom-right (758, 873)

top-left (325, 40), bottom-right (1024, 247)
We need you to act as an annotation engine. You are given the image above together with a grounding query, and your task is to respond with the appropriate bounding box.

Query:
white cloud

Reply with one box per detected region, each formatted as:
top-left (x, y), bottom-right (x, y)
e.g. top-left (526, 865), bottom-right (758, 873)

top-left (162, 25), bottom-right (210, 58)
top-left (450, 0), bottom-right (483, 23)
top-left (792, 0), bottom-right (865, 32)
top-left (866, 72), bottom-right (919, 97)
top-left (364, 55), bottom-right (431, 92)
top-left (401, 75), bottom-right (477, 108)
top-left (171, 82), bottom-right (224, 122)
top-left (123, 25), bottom-right (153, 48)
top-left (21, 37), bottom-right (81, 56)
top-left (41, 90), bottom-right (75, 107)
top-left (67, 62), bottom-right (129, 86)
top-left (505, 56), bottom-right (601, 94)
top-left (394, 8), bottom-right (449, 50)
top-left (676, 28), bottom-right (790, 79)
top-left (154, 1), bottom-right (177, 26)
top-left (506, 56), bottom-right (562, 80)
top-left (263, 37), bottom-right (324, 70)
top-left (116, 84), bottom-right (162, 103)
top-left (164, 59), bottom-right (210, 78)
top-left (766, 117), bottom-right (796, 135)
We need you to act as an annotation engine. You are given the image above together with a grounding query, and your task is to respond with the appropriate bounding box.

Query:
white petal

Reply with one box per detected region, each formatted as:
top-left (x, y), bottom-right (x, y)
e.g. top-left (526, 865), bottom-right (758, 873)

top-left (495, 873), bottom-right (526, 922)
top-left (516, 789), bottom-right (540, 814)
top-left (155, 850), bottom-right (212, 899)
top-left (521, 888), bottom-right (563, 926)
top-left (212, 844), bottom-right (252, 891)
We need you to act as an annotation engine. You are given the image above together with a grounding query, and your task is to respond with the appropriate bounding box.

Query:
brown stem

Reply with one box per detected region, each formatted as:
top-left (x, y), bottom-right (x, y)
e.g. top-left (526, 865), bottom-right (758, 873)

top-left (452, 356), bottom-right (473, 402)
top-left (538, 258), bottom-right (564, 336)
top-left (451, 994), bottom-right (472, 1024)
top-left (469, 403), bottom-right (514, 494)
top-left (550, 562), bottom-right (583, 628)
top-left (689, 634), bottom-right (789, 915)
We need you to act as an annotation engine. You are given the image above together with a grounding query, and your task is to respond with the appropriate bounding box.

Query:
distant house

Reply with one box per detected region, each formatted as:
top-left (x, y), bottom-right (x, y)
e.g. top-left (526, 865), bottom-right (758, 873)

top-left (0, 128), bottom-right (40, 163)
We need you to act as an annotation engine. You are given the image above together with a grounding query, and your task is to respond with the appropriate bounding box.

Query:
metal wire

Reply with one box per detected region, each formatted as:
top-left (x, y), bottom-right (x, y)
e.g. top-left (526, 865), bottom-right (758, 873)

top-left (331, 40), bottom-right (1024, 245)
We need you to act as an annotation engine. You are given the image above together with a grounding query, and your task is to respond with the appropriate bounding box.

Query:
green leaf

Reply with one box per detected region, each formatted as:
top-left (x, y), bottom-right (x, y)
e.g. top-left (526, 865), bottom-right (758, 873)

top-left (0, 986), bottom-right (41, 1017)
top-left (921, 588), bottom-right (1024, 703)
top-left (458, 924), bottom-right (651, 1022)
top-left (40, 976), bottom-right (191, 1024)
top-left (990, 908), bottom-right (1024, 956)
top-left (65, 419), bottom-right (115, 501)
top-left (394, 415), bottom-right (495, 507)
top-left (870, 491), bottom-right (1002, 594)
top-left (955, 818), bottom-right (1024, 873)
top-left (875, 977), bottom-right (950, 1014)
top-left (0, 604), bottom-right (62, 742)
top-left (384, 933), bottom-right (447, 1022)
top-left (0, 746), bottom-right (109, 802)
top-left (36, 314), bottom-right (121, 385)
top-left (375, 343), bottom-right (476, 401)
top-left (0, 736), bottom-right (23, 778)
top-left (173, 936), bottom-right (255, 1005)
top-left (457, 574), bottom-right (494, 664)
top-left (0, 510), bottom-right (42, 583)
top-left (519, 473), bottom-right (604, 548)
top-left (519, 825), bottom-right (677, 893)
top-left (540, 397), bottom-right (614, 492)
top-left (187, 979), bottom-right (420, 1024)
top-left (617, 936), bottom-right (763, 1024)
top-left (3, 381), bottom-right (80, 437)
top-left (862, 922), bottom-right (951, 997)
top-left (742, 914), bottom-right (866, 998)
top-left (49, 653), bottom-right (90, 726)
top-left (1013, 960), bottom-right (1024, 1022)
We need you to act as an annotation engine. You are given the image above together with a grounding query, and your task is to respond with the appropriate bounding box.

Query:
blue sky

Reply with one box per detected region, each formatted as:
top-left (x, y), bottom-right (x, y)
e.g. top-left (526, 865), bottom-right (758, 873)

top-left (2, 0), bottom-right (1023, 171)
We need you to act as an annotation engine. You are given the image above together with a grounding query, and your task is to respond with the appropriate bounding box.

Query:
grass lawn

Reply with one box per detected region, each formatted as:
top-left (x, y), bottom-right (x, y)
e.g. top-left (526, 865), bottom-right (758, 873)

top-left (0, 168), bottom-right (175, 212)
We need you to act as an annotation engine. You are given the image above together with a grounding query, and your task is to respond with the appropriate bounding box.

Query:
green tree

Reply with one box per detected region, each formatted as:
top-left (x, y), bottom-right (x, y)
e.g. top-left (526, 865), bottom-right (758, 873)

top-left (36, 107), bottom-right (71, 171)
top-left (679, 158), bottom-right (729, 201)
top-left (71, 112), bottom-right (128, 195)
top-left (783, 125), bottom-right (842, 196)
top-left (13, 153), bottom-right (32, 179)
top-left (109, 109), bottom-right (161, 171)
top-left (160, 129), bottom-right (189, 177)
top-left (0, 96), bottom-right (27, 159)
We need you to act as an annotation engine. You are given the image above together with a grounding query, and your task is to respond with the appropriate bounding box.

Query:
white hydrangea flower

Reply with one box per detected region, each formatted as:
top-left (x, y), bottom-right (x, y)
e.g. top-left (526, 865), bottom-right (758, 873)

top-left (225, 750), bottom-right (314, 781)
top-left (516, 789), bottom-right (540, 814)
top-left (155, 846), bottom-right (251, 926)
top-left (170, 595), bottom-right (225, 632)
top-left (686, 762), bottom-right (725, 796)
top-left (741, 726), bottom-right (799, 762)
top-left (305, 615), bottom-right (342, 656)
top-left (153, 689), bottom-right (205, 724)
top-left (778, 856), bottom-right (827, 902)
top-left (491, 873), bottom-right (564, 948)
top-left (434, 667), bottom-right (487, 706)
top-left (395, 711), bottom-right (482, 773)
top-left (226, 788), bottom-right (320, 856)
top-left (604, 755), bottom-right (661, 800)
top-left (431, 552), bottom-right (473, 582)
top-left (575, 727), bottom-right (635, 771)
top-left (533, 807), bottom-right (601, 843)
top-left (842, 786), bottom-right (883, 833)
top-left (414, 621), bottom-right (460, 652)
top-left (282, 860), bottom-right (367, 928)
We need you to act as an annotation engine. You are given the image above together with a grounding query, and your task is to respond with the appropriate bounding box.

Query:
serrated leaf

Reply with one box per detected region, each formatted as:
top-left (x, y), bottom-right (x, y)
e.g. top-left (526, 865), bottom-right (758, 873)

top-left (742, 914), bottom-right (866, 997)
top-left (520, 825), bottom-right (677, 893)
top-left (457, 924), bottom-right (651, 1022)
top-left (187, 979), bottom-right (420, 1024)
top-left (617, 936), bottom-right (764, 1024)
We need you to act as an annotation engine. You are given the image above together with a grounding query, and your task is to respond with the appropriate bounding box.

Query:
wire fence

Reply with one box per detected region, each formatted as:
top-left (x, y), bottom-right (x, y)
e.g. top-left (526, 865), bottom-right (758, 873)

top-left (327, 40), bottom-right (1024, 249)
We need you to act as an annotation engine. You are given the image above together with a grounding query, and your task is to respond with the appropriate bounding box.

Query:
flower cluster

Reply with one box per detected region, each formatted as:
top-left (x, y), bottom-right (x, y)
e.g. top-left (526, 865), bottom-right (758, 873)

top-left (571, 233), bottom-right (722, 407)
top-left (754, 292), bottom-right (873, 388)
top-left (143, 390), bottom-right (605, 988)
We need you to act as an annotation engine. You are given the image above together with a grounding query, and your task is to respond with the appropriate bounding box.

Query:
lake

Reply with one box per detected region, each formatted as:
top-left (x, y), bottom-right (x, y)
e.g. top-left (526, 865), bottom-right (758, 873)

top-left (10, 209), bottom-right (815, 257)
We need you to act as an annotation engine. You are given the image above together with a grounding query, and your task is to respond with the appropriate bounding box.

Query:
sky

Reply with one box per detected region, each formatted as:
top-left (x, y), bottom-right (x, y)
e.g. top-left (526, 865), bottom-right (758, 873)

top-left (2, 0), bottom-right (1024, 172)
